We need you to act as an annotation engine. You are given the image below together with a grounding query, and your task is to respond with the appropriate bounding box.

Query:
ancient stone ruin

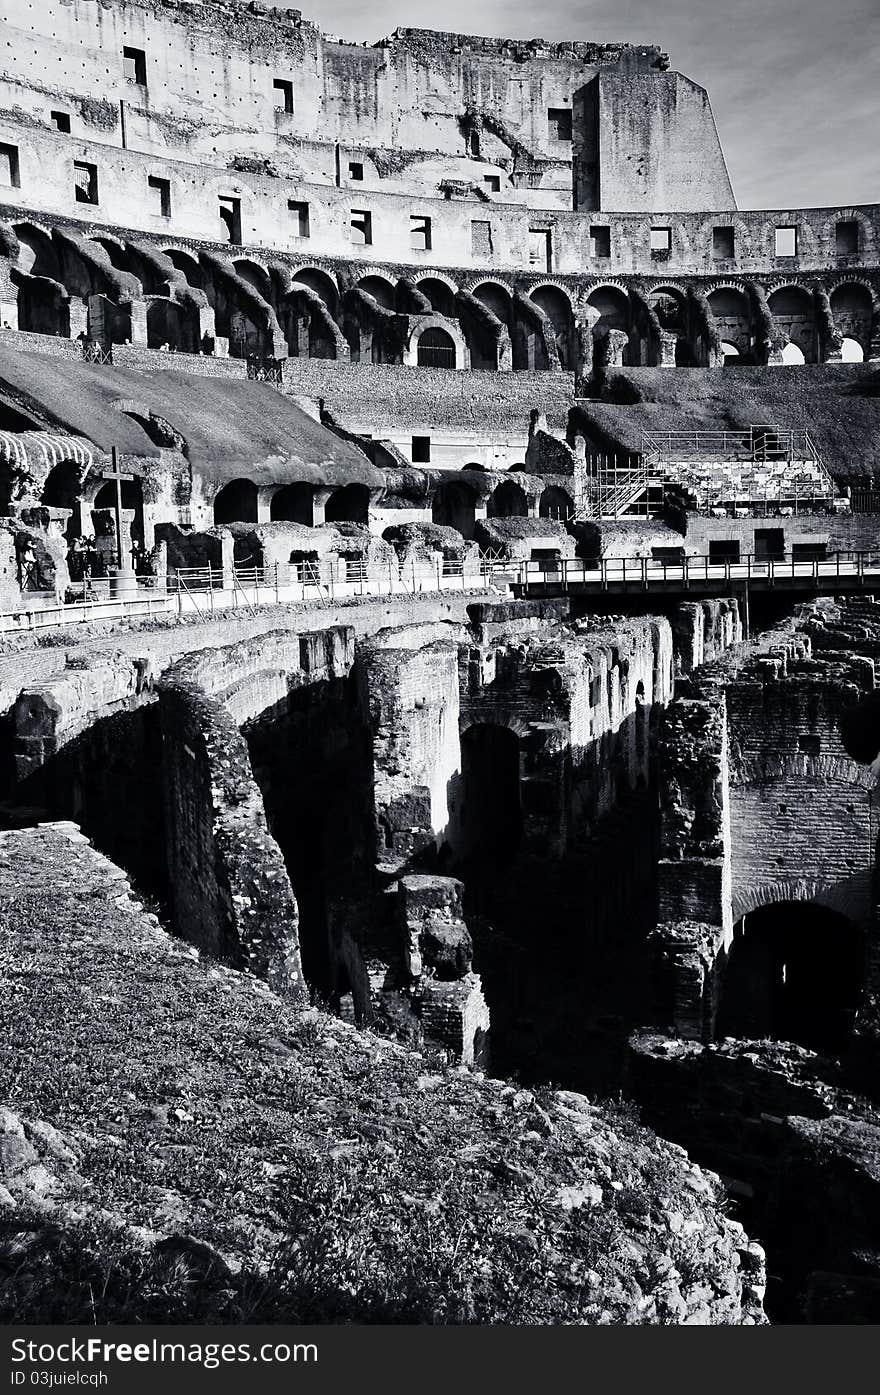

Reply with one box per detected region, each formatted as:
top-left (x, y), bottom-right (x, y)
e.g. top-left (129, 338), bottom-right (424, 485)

top-left (0, 0), bottom-right (879, 1330)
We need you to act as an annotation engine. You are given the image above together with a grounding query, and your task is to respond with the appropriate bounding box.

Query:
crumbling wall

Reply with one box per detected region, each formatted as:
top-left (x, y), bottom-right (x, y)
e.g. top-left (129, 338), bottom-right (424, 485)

top-left (359, 639), bottom-right (461, 873)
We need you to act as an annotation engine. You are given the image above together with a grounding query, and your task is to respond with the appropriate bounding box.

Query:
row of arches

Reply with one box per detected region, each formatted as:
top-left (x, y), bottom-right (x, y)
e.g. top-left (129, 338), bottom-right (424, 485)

top-left (6, 220), bottom-right (877, 368)
top-left (213, 479), bottom-right (371, 528)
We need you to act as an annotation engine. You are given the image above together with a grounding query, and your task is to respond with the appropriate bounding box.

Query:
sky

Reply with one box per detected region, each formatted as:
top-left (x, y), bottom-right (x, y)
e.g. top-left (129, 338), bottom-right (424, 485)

top-left (291, 0), bottom-right (880, 210)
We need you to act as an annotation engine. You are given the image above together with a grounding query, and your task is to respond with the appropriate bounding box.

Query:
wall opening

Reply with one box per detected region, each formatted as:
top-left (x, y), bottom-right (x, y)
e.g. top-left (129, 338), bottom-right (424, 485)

top-left (324, 484), bottom-right (370, 525)
top-left (213, 478), bottom-right (258, 525)
top-left (270, 483), bottom-right (313, 525)
top-left (716, 902), bottom-right (863, 1053)
top-left (457, 723), bottom-right (522, 871)
top-left (432, 480), bottom-right (476, 538)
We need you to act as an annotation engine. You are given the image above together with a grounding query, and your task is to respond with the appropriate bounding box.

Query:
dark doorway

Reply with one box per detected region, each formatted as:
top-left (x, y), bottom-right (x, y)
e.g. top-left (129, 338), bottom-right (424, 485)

top-left (213, 478), bottom-right (258, 525)
top-left (324, 484), bottom-right (370, 525)
top-left (754, 528), bottom-right (785, 560)
top-left (716, 902), bottom-right (863, 1053)
top-left (270, 483), bottom-right (313, 525)
top-left (432, 481), bottom-right (476, 539)
top-left (457, 724), bottom-right (522, 871)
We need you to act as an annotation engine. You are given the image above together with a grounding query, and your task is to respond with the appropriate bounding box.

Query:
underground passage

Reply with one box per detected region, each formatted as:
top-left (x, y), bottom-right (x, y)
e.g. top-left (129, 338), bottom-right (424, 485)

top-left (716, 902), bottom-right (865, 1053)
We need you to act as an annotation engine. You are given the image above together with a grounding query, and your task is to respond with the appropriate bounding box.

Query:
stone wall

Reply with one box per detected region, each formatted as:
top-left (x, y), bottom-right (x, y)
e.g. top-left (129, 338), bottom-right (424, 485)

top-left (156, 623), bottom-right (354, 998)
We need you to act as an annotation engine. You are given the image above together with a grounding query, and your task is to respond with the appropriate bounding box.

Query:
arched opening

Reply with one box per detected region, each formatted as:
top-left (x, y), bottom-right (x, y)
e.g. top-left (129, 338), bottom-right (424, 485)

top-left (42, 460), bottom-right (83, 548)
top-left (213, 478), bottom-right (258, 525)
top-left (675, 340), bottom-right (696, 366)
top-left (650, 290), bottom-right (684, 333)
top-left (233, 259), bottom-right (272, 303)
top-left (707, 288), bottom-right (752, 360)
top-left (768, 286), bottom-right (816, 363)
top-left (530, 286), bottom-right (575, 369)
top-left (457, 723), bottom-right (522, 870)
top-left (471, 282), bottom-right (512, 327)
top-left (162, 248), bottom-right (205, 291)
top-left (720, 340), bottom-right (742, 365)
top-left (587, 286), bottom-right (629, 334)
top-left (270, 483), bottom-right (314, 525)
top-left (840, 336), bottom-right (865, 363)
top-left (416, 326), bottom-right (456, 369)
top-left (146, 297), bottom-right (191, 352)
top-left (716, 902), bottom-right (863, 1053)
top-left (487, 479), bottom-right (528, 518)
top-left (539, 486), bottom-right (573, 521)
top-left (780, 341), bottom-right (806, 365)
top-left (432, 480), bottom-right (476, 539)
top-left (357, 276), bottom-right (395, 310)
top-left (16, 277), bottom-right (68, 337)
top-left (93, 477), bottom-right (145, 549)
top-left (416, 277), bottom-right (456, 318)
top-left (292, 268), bottom-right (339, 320)
top-left (324, 484), bottom-right (370, 525)
top-left (830, 283), bottom-right (872, 357)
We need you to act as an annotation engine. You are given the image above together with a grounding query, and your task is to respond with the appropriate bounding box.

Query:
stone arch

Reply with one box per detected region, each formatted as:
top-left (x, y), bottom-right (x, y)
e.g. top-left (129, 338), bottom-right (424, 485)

top-left (291, 267), bottom-right (339, 319)
top-left (357, 275), bottom-right (396, 310)
top-left (415, 276), bottom-right (457, 317)
top-left (539, 485), bottom-right (573, 521)
top-left (161, 247), bottom-right (205, 291)
top-left (93, 476), bottom-right (146, 549)
top-left (416, 326), bottom-right (456, 368)
top-left (324, 484), bottom-right (370, 525)
top-left (717, 897), bottom-right (865, 1052)
top-left (41, 459), bottom-right (84, 546)
top-left (270, 482), bottom-right (314, 525)
top-left (707, 286), bottom-right (752, 357)
top-left (470, 280), bottom-right (513, 327)
top-left (586, 284), bottom-right (631, 364)
top-left (213, 478), bottom-right (259, 525)
top-left (529, 284), bottom-right (575, 369)
top-left (487, 479), bottom-right (528, 519)
top-left (233, 258), bottom-right (273, 303)
top-left (13, 223), bottom-right (69, 336)
top-left (830, 282), bottom-right (873, 354)
top-left (407, 316), bottom-right (466, 369)
top-left (768, 284), bottom-right (817, 362)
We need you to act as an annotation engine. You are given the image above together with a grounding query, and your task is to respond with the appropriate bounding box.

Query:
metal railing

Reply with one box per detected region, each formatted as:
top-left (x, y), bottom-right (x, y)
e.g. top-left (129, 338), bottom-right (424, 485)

top-left (641, 425), bottom-right (823, 463)
top-left (8, 550), bottom-right (880, 635)
top-left (511, 549), bottom-right (880, 591)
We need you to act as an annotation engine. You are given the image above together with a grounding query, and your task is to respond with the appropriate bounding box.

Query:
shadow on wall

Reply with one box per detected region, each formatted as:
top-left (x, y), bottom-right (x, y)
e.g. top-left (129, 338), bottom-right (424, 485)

top-left (15, 704), bottom-right (168, 904)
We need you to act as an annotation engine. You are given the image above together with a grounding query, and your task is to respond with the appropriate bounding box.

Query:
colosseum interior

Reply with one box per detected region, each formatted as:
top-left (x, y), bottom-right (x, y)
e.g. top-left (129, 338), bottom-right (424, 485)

top-left (1, 0), bottom-right (880, 1330)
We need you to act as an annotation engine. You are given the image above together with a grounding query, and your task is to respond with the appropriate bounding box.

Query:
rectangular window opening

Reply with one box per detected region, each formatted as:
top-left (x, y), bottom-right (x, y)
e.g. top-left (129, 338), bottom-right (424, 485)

top-left (273, 78), bottom-right (294, 114)
top-left (411, 435), bottom-right (431, 463)
top-left (798, 734), bottom-right (821, 755)
top-left (713, 225), bottom-right (735, 259)
top-left (348, 161), bottom-right (364, 182)
top-left (410, 215), bottom-right (431, 252)
top-left (753, 527), bottom-right (785, 559)
top-left (650, 226), bottom-right (672, 256)
top-left (708, 539), bottom-right (740, 562)
top-left (50, 111), bottom-right (71, 134)
top-left (775, 226), bottom-right (798, 257)
top-left (836, 220), bottom-right (859, 256)
top-left (528, 227), bottom-right (552, 272)
top-left (590, 225), bottom-right (611, 259)
top-left (350, 209), bottom-right (372, 246)
top-left (0, 143), bottom-right (20, 189)
top-left (484, 174), bottom-right (500, 193)
top-left (122, 46), bottom-right (147, 86)
top-left (73, 160), bottom-right (98, 205)
top-left (288, 199), bottom-right (310, 238)
top-left (547, 107), bottom-right (572, 141)
top-left (218, 196), bottom-right (242, 243)
top-left (148, 175), bottom-right (171, 218)
top-left (792, 541), bottom-right (828, 561)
